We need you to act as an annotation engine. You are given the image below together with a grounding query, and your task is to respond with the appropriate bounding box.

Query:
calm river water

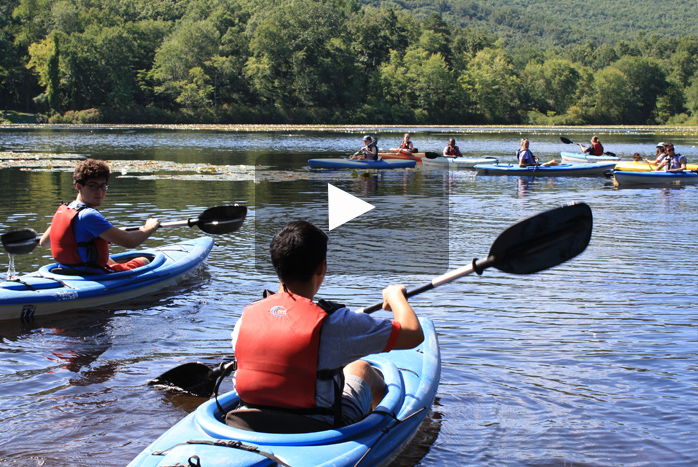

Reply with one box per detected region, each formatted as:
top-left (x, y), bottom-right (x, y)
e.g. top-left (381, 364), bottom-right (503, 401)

top-left (0, 126), bottom-right (696, 467)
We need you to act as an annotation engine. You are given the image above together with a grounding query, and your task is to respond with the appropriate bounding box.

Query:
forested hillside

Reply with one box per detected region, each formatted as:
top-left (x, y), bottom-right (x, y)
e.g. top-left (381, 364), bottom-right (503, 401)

top-left (1, 0), bottom-right (697, 125)
top-left (370, 0), bottom-right (698, 47)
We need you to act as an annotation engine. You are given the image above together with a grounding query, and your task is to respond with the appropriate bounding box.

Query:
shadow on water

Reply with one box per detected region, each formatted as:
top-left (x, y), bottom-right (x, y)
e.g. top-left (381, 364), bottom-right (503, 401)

top-left (390, 398), bottom-right (444, 467)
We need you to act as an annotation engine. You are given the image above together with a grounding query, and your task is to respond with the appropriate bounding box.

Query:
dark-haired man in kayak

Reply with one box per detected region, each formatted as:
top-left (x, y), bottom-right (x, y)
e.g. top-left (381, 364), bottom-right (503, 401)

top-left (38, 158), bottom-right (160, 274)
top-left (229, 220), bottom-right (423, 430)
top-left (443, 138), bottom-right (462, 157)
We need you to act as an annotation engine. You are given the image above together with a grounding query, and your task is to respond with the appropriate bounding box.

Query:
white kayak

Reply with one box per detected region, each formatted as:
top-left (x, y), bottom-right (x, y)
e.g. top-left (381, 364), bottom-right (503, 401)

top-left (560, 152), bottom-right (621, 163)
top-left (421, 156), bottom-right (499, 170)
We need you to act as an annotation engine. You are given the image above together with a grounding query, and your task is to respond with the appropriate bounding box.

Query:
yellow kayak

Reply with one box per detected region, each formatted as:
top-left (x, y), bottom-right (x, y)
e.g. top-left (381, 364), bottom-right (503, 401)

top-left (614, 161), bottom-right (698, 172)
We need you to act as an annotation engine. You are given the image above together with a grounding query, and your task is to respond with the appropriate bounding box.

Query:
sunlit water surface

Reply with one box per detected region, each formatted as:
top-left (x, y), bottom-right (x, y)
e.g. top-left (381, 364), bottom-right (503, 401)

top-left (0, 127), bottom-right (696, 466)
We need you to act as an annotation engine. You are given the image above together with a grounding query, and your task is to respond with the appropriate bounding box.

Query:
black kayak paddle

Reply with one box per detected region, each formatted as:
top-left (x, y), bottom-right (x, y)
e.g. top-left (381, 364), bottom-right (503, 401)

top-left (151, 202), bottom-right (593, 397)
top-left (359, 201), bottom-right (592, 313)
top-left (1, 204), bottom-right (247, 256)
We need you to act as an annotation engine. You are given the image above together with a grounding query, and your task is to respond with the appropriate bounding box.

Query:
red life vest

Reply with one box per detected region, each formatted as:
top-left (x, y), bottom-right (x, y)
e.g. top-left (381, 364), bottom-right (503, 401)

top-left (234, 292), bottom-right (342, 414)
top-left (591, 142), bottom-right (604, 155)
top-left (49, 204), bottom-right (109, 268)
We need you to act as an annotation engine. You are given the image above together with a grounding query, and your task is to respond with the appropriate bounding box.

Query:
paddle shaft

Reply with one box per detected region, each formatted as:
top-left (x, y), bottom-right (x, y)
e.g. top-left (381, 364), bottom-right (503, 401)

top-left (360, 257), bottom-right (496, 313)
top-left (123, 218), bottom-right (241, 231)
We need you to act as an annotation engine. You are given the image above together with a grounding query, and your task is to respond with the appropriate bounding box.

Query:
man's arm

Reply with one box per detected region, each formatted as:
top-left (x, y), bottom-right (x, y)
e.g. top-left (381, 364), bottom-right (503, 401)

top-left (382, 284), bottom-right (423, 350)
top-left (99, 218), bottom-right (160, 249)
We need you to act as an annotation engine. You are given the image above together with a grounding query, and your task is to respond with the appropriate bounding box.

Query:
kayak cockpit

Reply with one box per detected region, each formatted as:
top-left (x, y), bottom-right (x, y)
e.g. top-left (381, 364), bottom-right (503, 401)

top-left (195, 355), bottom-right (405, 444)
top-left (225, 408), bottom-right (333, 434)
top-left (39, 251), bottom-right (164, 281)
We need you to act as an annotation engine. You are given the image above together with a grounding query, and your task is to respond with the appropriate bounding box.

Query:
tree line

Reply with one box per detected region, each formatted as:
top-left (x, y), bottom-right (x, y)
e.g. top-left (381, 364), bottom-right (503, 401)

top-left (1, 0), bottom-right (697, 125)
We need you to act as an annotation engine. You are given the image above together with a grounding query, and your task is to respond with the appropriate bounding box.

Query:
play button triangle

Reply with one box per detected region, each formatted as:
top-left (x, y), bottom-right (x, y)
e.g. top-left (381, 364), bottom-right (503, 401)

top-left (327, 184), bottom-right (375, 231)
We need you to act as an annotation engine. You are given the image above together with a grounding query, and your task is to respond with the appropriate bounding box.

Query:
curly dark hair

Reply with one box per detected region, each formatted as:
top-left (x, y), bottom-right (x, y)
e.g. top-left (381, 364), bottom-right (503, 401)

top-left (73, 159), bottom-right (111, 185)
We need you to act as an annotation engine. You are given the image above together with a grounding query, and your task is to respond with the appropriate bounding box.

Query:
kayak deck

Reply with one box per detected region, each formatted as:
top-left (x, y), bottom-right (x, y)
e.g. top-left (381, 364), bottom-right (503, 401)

top-left (613, 170), bottom-right (698, 186)
top-left (560, 151), bottom-right (621, 163)
top-left (422, 156), bottom-right (499, 169)
top-left (614, 161), bottom-right (698, 172)
top-left (0, 237), bottom-right (215, 320)
top-left (475, 162), bottom-right (617, 176)
top-left (308, 158), bottom-right (416, 169)
top-left (129, 318), bottom-right (441, 467)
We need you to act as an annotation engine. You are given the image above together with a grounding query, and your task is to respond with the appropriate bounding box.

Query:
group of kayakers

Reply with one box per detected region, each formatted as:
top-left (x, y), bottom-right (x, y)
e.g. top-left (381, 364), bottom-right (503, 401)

top-left (357, 133), bottom-right (691, 173)
top-left (41, 133), bottom-right (690, 434)
top-left (633, 142), bottom-right (689, 172)
top-left (39, 157), bottom-right (423, 432)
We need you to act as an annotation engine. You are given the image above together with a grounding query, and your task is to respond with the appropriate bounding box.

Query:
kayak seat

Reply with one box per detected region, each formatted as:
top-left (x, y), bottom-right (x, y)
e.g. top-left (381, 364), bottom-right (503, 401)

top-left (51, 268), bottom-right (101, 276)
top-left (225, 408), bottom-right (333, 434)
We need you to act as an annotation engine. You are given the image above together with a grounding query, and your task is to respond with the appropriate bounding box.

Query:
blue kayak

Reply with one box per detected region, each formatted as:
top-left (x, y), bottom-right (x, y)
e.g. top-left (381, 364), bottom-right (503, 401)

top-left (128, 317), bottom-right (441, 467)
top-left (308, 158), bottom-right (416, 169)
top-left (613, 170), bottom-right (698, 186)
top-left (475, 162), bottom-right (617, 176)
top-left (0, 237), bottom-right (214, 320)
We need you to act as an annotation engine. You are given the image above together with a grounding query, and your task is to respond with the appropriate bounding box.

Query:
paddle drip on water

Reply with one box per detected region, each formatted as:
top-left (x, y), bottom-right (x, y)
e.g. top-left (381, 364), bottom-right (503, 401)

top-left (5, 254), bottom-right (16, 281)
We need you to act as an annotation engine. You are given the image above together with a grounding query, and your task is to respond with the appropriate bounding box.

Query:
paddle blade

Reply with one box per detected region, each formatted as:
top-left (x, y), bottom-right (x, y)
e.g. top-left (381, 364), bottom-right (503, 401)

top-left (148, 362), bottom-right (218, 397)
top-left (560, 137), bottom-right (574, 144)
top-left (489, 202), bottom-right (592, 274)
top-left (1, 228), bottom-right (40, 255)
top-left (424, 152), bottom-right (441, 159)
top-left (195, 204), bottom-right (247, 235)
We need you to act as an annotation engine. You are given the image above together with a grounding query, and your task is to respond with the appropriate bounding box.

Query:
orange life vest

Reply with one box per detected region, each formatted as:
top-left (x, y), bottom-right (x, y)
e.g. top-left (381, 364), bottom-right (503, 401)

top-left (49, 204), bottom-right (109, 269)
top-left (591, 142), bottom-right (604, 155)
top-left (445, 145), bottom-right (462, 157)
top-left (234, 292), bottom-right (343, 417)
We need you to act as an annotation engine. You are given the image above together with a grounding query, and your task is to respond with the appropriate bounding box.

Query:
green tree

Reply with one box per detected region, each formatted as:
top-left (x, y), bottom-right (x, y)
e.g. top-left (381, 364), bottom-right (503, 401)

top-left (151, 20), bottom-right (220, 105)
top-left (47, 33), bottom-right (60, 111)
top-left (245, 0), bottom-right (356, 107)
top-left (686, 74), bottom-right (698, 117)
top-left (591, 67), bottom-right (631, 124)
top-left (522, 58), bottom-right (580, 115)
top-left (614, 56), bottom-right (667, 123)
top-left (378, 46), bottom-right (464, 122)
top-left (175, 67), bottom-right (213, 108)
top-left (462, 48), bottom-right (522, 123)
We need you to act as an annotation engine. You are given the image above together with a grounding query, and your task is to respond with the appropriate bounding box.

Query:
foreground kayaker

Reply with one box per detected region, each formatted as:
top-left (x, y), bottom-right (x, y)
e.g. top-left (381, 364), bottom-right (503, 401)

top-left (349, 135), bottom-right (379, 160)
top-left (579, 135), bottom-right (604, 155)
top-left (656, 142), bottom-right (688, 172)
top-left (229, 220), bottom-right (424, 431)
top-left (38, 158), bottom-right (160, 274)
top-left (517, 138), bottom-right (558, 167)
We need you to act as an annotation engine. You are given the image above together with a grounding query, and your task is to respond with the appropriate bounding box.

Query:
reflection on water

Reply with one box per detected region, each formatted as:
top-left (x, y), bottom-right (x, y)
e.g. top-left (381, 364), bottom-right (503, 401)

top-left (0, 127), bottom-right (697, 467)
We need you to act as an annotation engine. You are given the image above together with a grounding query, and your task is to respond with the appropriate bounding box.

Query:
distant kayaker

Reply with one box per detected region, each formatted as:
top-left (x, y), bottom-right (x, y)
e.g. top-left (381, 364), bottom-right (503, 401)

top-left (350, 135), bottom-right (379, 161)
top-left (38, 158), bottom-right (160, 274)
top-left (633, 153), bottom-right (654, 164)
top-left (443, 138), bottom-right (462, 157)
top-left (229, 220), bottom-right (424, 430)
top-left (390, 133), bottom-right (416, 155)
top-left (655, 143), bottom-right (687, 172)
top-left (517, 138), bottom-right (558, 167)
top-left (579, 136), bottom-right (604, 155)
